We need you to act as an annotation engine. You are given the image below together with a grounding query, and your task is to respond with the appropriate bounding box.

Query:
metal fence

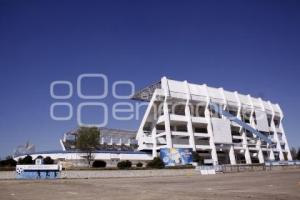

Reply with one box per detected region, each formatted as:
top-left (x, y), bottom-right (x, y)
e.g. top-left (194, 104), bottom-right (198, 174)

top-left (198, 161), bottom-right (300, 174)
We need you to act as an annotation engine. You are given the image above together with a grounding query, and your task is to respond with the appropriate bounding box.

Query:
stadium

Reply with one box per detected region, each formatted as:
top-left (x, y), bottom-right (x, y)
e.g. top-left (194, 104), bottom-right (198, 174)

top-left (14, 77), bottom-right (293, 166)
top-left (134, 77), bottom-right (293, 165)
top-left (14, 128), bottom-right (152, 167)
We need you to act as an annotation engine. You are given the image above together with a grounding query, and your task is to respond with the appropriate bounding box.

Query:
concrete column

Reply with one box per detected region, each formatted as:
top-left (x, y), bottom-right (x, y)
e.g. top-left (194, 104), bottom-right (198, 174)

top-left (220, 88), bottom-right (236, 165)
top-left (184, 81), bottom-right (196, 151)
top-left (161, 76), bottom-right (172, 148)
top-left (258, 98), bottom-right (271, 163)
top-left (152, 126), bottom-right (157, 157)
top-left (242, 132), bottom-right (252, 164)
top-left (234, 91), bottom-right (250, 164)
top-left (163, 99), bottom-right (172, 148)
top-left (127, 138), bottom-right (131, 146)
top-left (248, 95), bottom-right (264, 163)
top-left (258, 148), bottom-right (264, 164)
top-left (276, 132), bottom-right (285, 161)
top-left (206, 112), bottom-right (218, 165)
top-left (229, 146), bottom-right (236, 165)
top-left (161, 76), bottom-right (170, 97)
top-left (280, 122), bottom-right (293, 161)
top-left (63, 133), bottom-right (67, 142)
top-left (269, 149), bottom-right (275, 161)
top-left (203, 84), bottom-right (218, 165)
top-left (186, 105), bottom-right (196, 151)
top-left (256, 139), bottom-right (265, 163)
top-left (268, 101), bottom-right (284, 161)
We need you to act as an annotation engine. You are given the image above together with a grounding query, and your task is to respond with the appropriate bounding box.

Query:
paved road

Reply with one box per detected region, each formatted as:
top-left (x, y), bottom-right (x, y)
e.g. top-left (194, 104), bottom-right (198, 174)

top-left (0, 169), bottom-right (299, 200)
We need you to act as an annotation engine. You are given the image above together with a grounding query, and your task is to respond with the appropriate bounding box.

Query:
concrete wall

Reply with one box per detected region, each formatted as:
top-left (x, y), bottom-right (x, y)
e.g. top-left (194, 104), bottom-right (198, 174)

top-left (0, 169), bottom-right (196, 180)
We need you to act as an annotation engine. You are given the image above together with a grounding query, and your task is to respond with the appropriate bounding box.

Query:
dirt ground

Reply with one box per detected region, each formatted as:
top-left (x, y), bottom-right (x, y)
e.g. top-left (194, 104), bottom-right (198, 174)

top-left (0, 169), bottom-right (299, 200)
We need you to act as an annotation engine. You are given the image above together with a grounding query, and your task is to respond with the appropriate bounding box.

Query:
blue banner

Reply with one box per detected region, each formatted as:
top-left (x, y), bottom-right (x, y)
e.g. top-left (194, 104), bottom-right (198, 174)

top-left (16, 165), bottom-right (61, 179)
top-left (160, 148), bottom-right (193, 166)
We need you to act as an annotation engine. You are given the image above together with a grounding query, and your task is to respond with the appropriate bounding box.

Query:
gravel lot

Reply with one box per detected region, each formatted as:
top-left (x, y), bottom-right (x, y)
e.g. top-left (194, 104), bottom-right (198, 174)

top-left (0, 169), bottom-right (299, 200)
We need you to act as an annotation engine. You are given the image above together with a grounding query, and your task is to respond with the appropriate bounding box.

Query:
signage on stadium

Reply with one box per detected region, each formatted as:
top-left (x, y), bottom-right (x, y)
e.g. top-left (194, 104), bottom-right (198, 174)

top-left (160, 148), bottom-right (193, 166)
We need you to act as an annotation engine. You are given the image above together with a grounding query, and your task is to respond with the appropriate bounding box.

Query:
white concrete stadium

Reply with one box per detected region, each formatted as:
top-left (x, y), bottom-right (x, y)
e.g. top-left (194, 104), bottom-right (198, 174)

top-left (14, 128), bottom-right (153, 167)
top-left (134, 77), bottom-right (292, 165)
top-left (14, 77), bottom-right (293, 167)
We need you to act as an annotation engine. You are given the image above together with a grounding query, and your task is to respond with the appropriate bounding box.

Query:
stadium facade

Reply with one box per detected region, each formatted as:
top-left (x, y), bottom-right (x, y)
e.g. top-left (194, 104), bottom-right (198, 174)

top-left (14, 128), bottom-right (152, 167)
top-left (14, 77), bottom-right (293, 166)
top-left (134, 77), bottom-right (292, 165)
top-left (60, 127), bottom-right (138, 151)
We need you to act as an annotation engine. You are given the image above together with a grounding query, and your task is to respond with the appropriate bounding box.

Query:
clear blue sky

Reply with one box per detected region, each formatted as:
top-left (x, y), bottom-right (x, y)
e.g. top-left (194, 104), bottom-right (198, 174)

top-left (0, 0), bottom-right (299, 158)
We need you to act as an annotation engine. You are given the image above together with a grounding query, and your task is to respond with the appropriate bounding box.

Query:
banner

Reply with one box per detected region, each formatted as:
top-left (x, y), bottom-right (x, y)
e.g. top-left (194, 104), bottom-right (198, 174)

top-left (16, 164), bottom-right (61, 179)
top-left (160, 148), bottom-right (193, 166)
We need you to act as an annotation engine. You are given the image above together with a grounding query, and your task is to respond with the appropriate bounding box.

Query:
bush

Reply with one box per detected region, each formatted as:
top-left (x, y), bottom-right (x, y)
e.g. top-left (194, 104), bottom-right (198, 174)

top-left (136, 162), bottom-right (143, 168)
top-left (297, 148), bottom-right (300, 160)
top-left (146, 157), bottom-right (165, 169)
top-left (92, 160), bottom-right (107, 168)
top-left (117, 160), bottom-right (132, 169)
top-left (0, 156), bottom-right (17, 167)
top-left (43, 156), bottom-right (54, 164)
top-left (18, 155), bottom-right (34, 165)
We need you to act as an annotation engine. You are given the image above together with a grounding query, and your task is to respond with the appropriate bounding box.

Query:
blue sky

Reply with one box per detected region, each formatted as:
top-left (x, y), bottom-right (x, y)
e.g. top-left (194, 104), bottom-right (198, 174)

top-left (0, 0), bottom-right (299, 158)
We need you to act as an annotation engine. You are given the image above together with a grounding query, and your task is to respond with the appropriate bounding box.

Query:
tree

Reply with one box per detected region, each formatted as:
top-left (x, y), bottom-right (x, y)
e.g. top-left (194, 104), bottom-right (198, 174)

top-left (117, 160), bottom-right (132, 169)
top-left (76, 127), bottom-right (100, 167)
top-left (43, 156), bottom-right (54, 164)
top-left (18, 155), bottom-right (34, 165)
top-left (290, 147), bottom-right (297, 160)
top-left (92, 160), bottom-right (106, 168)
top-left (0, 156), bottom-right (17, 167)
top-left (297, 148), bottom-right (300, 160)
top-left (136, 162), bottom-right (143, 168)
top-left (146, 157), bottom-right (165, 169)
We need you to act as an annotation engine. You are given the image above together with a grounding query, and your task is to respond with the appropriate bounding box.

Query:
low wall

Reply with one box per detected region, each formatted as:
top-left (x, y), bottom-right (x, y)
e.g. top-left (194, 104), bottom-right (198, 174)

top-left (0, 169), bottom-right (196, 180)
top-left (2, 165), bottom-right (299, 180)
top-left (61, 169), bottom-right (196, 179)
top-left (222, 164), bottom-right (300, 173)
top-left (0, 171), bottom-right (15, 179)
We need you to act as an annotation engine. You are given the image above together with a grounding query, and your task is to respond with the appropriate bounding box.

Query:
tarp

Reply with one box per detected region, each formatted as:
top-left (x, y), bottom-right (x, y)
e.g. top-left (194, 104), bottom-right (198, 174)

top-left (255, 109), bottom-right (269, 132)
top-left (211, 118), bottom-right (232, 144)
